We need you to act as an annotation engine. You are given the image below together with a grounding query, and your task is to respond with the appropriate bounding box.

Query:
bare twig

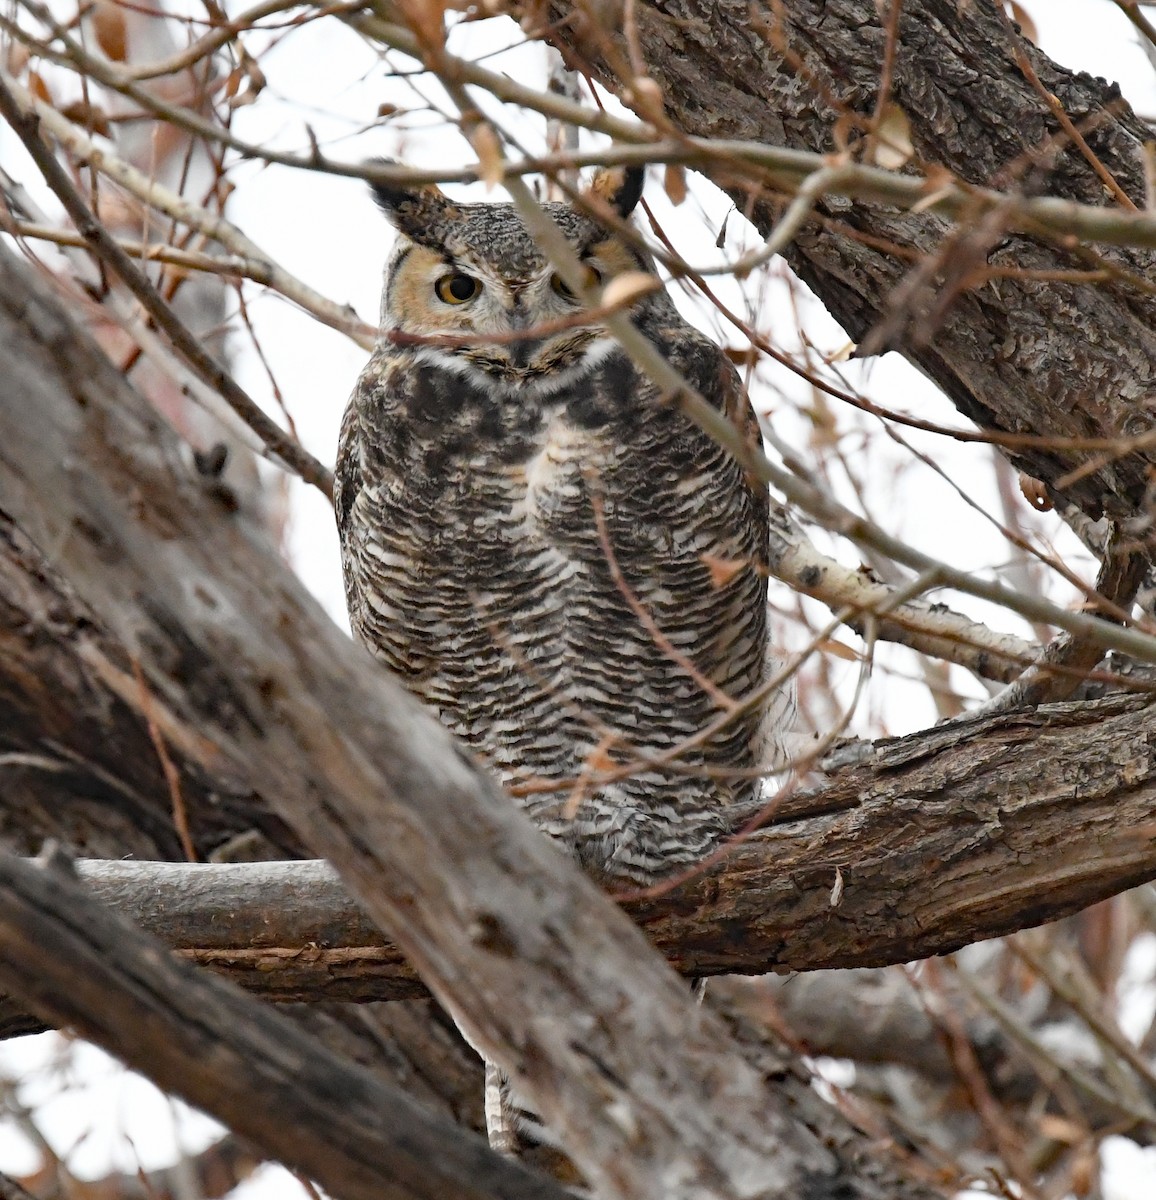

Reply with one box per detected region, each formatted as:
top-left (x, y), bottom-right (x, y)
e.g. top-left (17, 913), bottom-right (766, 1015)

top-left (0, 65), bottom-right (375, 347)
top-left (0, 70), bottom-right (336, 499)
top-left (960, 528), bottom-right (1148, 718)
top-left (13, 5), bottom-right (1156, 256)
top-left (498, 172), bottom-right (1156, 667)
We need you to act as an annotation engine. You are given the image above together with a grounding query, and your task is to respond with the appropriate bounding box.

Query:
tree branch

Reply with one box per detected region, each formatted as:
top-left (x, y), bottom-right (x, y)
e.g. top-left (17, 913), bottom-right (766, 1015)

top-left (0, 71), bottom-right (335, 500)
top-left (0, 219), bottom-right (932, 1200)
top-left (2, 224), bottom-right (1155, 1037)
top-left (0, 850), bottom-right (571, 1200)
top-left (4, 683), bottom-right (1156, 1037)
top-left (543, 0), bottom-right (1156, 524)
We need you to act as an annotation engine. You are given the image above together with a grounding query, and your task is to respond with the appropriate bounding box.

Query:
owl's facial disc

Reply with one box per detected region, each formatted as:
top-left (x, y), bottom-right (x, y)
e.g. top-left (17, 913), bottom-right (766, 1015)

top-left (389, 243), bottom-right (629, 396)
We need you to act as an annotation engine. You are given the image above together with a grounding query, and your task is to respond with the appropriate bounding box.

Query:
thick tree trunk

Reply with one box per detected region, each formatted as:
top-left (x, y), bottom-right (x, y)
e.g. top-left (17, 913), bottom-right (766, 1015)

top-left (0, 241), bottom-right (942, 1199)
top-left (4, 2), bottom-right (1156, 1194)
top-left (0, 851), bottom-right (569, 1200)
top-left (4, 681), bottom-right (1156, 1028)
top-left (0, 516), bottom-right (297, 861)
top-left (549, 0), bottom-right (1156, 521)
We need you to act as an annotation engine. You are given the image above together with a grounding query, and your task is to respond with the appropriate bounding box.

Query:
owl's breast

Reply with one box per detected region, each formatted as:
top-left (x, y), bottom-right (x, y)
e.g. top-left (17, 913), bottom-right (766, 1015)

top-left (402, 368), bottom-right (546, 479)
top-left (517, 416), bottom-right (597, 519)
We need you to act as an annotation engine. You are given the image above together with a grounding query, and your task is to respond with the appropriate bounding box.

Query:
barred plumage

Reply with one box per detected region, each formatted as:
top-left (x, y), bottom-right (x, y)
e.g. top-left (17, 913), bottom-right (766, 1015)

top-left (336, 167), bottom-right (780, 886)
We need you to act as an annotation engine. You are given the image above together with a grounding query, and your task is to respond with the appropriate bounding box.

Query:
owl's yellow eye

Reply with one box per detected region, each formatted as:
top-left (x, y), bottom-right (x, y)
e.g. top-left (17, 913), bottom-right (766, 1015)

top-left (435, 273), bottom-right (481, 304)
top-left (550, 264), bottom-right (601, 301)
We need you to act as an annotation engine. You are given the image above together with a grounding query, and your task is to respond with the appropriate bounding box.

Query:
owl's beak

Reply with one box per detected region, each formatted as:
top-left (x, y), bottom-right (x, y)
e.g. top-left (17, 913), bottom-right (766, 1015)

top-left (506, 309), bottom-right (541, 368)
top-left (509, 336), bottom-right (542, 369)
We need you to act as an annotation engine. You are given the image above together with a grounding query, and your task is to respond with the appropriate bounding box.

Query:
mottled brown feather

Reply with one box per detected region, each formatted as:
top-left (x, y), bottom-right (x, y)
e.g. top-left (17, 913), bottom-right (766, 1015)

top-left (336, 186), bottom-right (783, 885)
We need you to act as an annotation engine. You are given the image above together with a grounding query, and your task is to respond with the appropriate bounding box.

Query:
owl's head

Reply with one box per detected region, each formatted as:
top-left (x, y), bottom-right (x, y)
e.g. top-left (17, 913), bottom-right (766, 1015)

top-left (369, 166), bottom-right (663, 395)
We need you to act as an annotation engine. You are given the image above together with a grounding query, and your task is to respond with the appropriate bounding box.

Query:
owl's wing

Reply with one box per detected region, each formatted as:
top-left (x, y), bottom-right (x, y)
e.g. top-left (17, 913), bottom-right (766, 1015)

top-left (658, 319), bottom-right (794, 769)
top-left (659, 320), bottom-right (771, 566)
top-left (334, 390), bottom-right (361, 549)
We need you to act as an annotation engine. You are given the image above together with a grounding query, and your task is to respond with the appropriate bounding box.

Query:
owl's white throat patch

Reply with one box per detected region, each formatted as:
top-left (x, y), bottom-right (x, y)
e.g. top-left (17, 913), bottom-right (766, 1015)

top-left (411, 336), bottom-right (618, 401)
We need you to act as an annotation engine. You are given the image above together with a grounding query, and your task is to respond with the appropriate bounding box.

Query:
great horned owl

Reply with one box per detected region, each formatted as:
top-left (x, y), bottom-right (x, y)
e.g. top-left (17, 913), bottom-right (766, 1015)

top-left (336, 166), bottom-right (777, 887)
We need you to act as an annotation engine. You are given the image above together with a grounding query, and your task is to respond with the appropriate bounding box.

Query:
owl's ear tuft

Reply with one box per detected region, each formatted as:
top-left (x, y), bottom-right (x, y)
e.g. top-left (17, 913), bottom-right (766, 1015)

top-left (586, 165), bottom-right (645, 219)
top-left (366, 159), bottom-right (454, 247)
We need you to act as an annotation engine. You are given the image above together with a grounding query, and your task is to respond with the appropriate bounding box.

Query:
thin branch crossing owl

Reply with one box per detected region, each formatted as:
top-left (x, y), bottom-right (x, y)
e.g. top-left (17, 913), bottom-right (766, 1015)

top-left (336, 166), bottom-right (780, 886)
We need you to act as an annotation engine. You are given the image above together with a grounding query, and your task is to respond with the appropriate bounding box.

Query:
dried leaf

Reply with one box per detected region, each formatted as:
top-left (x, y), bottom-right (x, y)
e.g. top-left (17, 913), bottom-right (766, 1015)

top-left (601, 270), bottom-right (654, 310)
top-left (471, 123), bottom-right (503, 190)
top-left (92, 0), bottom-right (128, 62)
top-left (407, 0), bottom-right (448, 49)
top-left (818, 638), bottom-right (859, 662)
top-left (873, 101), bottom-right (913, 170)
top-left (1018, 472), bottom-right (1053, 511)
top-left (663, 163), bottom-right (687, 206)
top-left (1007, 1), bottom-right (1038, 44)
top-left (723, 346), bottom-right (758, 368)
top-left (701, 554), bottom-right (745, 589)
top-left (61, 100), bottom-right (112, 137)
top-left (242, 53), bottom-right (266, 99)
top-left (1035, 1115), bottom-right (1086, 1145)
top-left (715, 206), bottom-right (732, 249)
top-left (629, 75), bottom-right (664, 122)
top-left (28, 71), bottom-right (53, 106)
top-left (224, 51), bottom-right (265, 108)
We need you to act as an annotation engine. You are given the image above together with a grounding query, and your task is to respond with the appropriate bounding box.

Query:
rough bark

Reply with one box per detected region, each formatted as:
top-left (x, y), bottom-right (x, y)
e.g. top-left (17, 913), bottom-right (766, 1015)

top-left (2, 3), bottom-right (1156, 1192)
top-left (0, 853), bottom-right (946, 1200)
top-left (0, 514), bottom-right (299, 862)
top-left (0, 239), bottom-right (931, 1200)
top-left (0, 851), bottom-right (569, 1200)
top-left (4, 679), bottom-right (1156, 1033)
top-left (0, 479), bottom-right (484, 1129)
top-left (549, 0), bottom-right (1156, 522)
